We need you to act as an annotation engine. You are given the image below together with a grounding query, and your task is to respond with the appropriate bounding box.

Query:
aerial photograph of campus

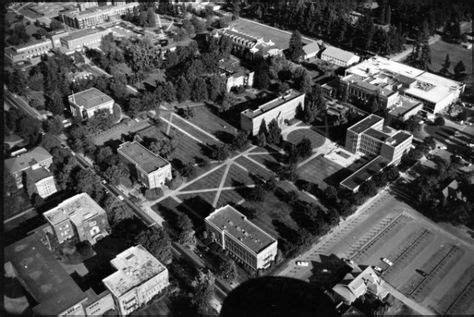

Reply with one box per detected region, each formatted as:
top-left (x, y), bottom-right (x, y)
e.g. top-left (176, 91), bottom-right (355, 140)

top-left (2, 0), bottom-right (473, 316)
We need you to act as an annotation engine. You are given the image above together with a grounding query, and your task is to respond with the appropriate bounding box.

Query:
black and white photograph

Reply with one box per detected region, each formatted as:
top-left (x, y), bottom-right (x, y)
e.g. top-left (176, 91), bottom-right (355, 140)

top-left (2, 0), bottom-right (473, 316)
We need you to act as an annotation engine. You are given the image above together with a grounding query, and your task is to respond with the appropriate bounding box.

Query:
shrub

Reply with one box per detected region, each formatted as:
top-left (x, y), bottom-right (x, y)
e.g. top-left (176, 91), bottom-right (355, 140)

top-left (145, 188), bottom-right (163, 200)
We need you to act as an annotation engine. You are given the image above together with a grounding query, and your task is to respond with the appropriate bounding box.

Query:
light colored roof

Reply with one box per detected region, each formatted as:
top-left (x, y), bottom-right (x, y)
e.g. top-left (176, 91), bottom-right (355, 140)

top-left (62, 27), bottom-right (109, 42)
top-left (102, 245), bottom-right (167, 297)
top-left (43, 193), bottom-right (106, 226)
top-left (4, 146), bottom-right (52, 174)
top-left (205, 205), bottom-right (276, 254)
top-left (241, 89), bottom-right (304, 119)
top-left (118, 141), bottom-right (170, 173)
top-left (389, 96), bottom-right (423, 117)
top-left (322, 46), bottom-right (359, 63)
top-left (68, 87), bottom-right (113, 110)
top-left (303, 41), bottom-right (322, 55)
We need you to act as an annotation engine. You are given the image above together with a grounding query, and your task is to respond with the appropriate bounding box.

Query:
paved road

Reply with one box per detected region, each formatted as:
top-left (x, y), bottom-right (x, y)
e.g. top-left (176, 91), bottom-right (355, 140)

top-left (5, 90), bottom-right (44, 121)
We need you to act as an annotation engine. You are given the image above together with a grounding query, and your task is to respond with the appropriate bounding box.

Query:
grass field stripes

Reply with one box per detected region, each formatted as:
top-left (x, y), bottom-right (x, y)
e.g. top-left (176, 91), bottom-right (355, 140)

top-left (179, 166), bottom-right (226, 192)
top-left (434, 265), bottom-right (474, 315)
top-left (381, 229), bottom-right (434, 282)
top-left (347, 214), bottom-right (411, 261)
top-left (234, 156), bottom-right (273, 180)
top-left (171, 115), bottom-right (220, 145)
top-left (401, 245), bottom-right (464, 301)
top-left (224, 164), bottom-right (255, 187)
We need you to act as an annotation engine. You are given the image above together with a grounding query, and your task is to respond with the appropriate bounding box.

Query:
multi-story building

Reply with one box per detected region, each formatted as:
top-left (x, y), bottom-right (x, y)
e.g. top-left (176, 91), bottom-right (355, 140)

top-left (62, 2), bottom-right (140, 29)
top-left (339, 56), bottom-right (464, 114)
top-left (68, 87), bottom-right (115, 120)
top-left (43, 193), bottom-right (111, 245)
top-left (25, 166), bottom-right (58, 198)
top-left (320, 46), bottom-right (360, 67)
top-left (61, 27), bottom-right (111, 51)
top-left (388, 95), bottom-right (424, 121)
top-left (5, 232), bottom-right (117, 316)
top-left (219, 57), bottom-right (254, 92)
top-left (341, 114), bottom-right (412, 192)
top-left (4, 146), bottom-right (53, 189)
top-left (117, 141), bottom-right (172, 189)
top-left (5, 38), bottom-right (53, 63)
top-left (205, 205), bottom-right (278, 271)
top-left (241, 89), bottom-right (305, 136)
top-left (214, 27), bottom-right (282, 60)
top-left (102, 245), bottom-right (169, 315)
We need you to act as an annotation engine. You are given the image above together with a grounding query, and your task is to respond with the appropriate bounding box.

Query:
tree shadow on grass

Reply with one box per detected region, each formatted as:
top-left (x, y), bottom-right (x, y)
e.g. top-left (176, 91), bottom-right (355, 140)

top-left (177, 196), bottom-right (214, 224)
top-left (214, 130), bottom-right (235, 144)
top-left (308, 254), bottom-right (351, 289)
top-left (272, 219), bottom-right (299, 244)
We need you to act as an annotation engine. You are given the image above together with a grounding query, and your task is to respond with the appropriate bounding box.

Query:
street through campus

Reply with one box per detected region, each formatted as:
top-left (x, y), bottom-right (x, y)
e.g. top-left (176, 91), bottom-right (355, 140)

top-left (277, 186), bottom-right (474, 315)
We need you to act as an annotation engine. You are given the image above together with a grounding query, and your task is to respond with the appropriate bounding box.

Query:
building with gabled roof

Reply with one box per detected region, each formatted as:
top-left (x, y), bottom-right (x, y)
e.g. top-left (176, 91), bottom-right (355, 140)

top-left (102, 245), bottom-right (169, 315)
top-left (321, 46), bottom-right (360, 67)
top-left (43, 193), bottom-right (110, 245)
top-left (117, 141), bottom-right (172, 188)
top-left (205, 205), bottom-right (278, 271)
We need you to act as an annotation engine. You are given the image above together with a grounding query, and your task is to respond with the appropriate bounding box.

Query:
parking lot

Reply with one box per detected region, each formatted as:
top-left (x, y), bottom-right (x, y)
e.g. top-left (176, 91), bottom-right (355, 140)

top-left (279, 191), bottom-right (474, 315)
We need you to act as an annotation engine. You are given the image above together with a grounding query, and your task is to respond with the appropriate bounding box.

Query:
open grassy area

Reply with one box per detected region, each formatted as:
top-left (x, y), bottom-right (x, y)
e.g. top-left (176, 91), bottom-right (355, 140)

top-left (188, 105), bottom-right (239, 137)
top-left (286, 128), bottom-right (326, 148)
top-left (170, 114), bottom-right (221, 146)
top-left (231, 18), bottom-right (314, 49)
top-left (429, 39), bottom-right (474, 87)
top-left (297, 154), bottom-right (345, 189)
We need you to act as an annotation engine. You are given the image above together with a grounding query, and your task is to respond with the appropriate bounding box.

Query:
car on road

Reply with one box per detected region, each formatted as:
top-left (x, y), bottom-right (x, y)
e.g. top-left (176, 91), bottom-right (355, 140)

top-left (117, 195), bottom-right (124, 201)
top-left (381, 257), bottom-right (393, 266)
top-left (101, 179), bottom-right (107, 184)
top-left (296, 261), bottom-right (309, 267)
top-left (374, 266), bottom-right (383, 273)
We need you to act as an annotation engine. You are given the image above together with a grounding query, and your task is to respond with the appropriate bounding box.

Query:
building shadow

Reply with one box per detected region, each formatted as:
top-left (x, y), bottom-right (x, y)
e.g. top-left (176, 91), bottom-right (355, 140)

top-left (308, 254), bottom-right (351, 290)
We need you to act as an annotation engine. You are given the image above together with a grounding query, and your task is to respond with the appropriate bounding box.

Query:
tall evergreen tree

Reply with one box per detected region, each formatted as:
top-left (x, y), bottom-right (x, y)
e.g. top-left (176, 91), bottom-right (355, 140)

top-left (254, 61), bottom-right (270, 90)
top-left (385, 4), bottom-right (391, 25)
top-left (176, 76), bottom-right (191, 102)
top-left (288, 30), bottom-right (305, 62)
top-left (191, 77), bottom-right (208, 102)
top-left (441, 54), bottom-right (451, 72)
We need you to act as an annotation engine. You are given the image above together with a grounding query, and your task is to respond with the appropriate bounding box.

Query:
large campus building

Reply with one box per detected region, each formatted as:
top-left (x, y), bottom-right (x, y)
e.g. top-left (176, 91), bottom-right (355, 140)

top-left (5, 38), bottom-right (53, 63)
top-left (214, 27), bottom-right (283, 60)
top-left (320, 46), bottom-right (360, 67)
top-left (62, 2), bottom-right (140, 29)
top-left (205, 205), bottom-right (278, 271)
top-left (118, 141), bottom-right (172, 189)
top-left (241, 89), bottom-right (305, 135)
top-left (60, 27), bottom-right (111, 51)
top-left (43, 193), bottom-right (111, 245)
top-left (68, 87), bottom-right (115, 120)
top-left (102, 245), bottom-right (169, 315)
top-left (341, 114), bottom-right (413, 192)
top-left (219, 57), bottom-right (254, 92)
top-left (4, 146), bottom-right (54, 189)
top-left (4, 232), bottom-right (117, 316)
top-left (340, 56), bottom-right (464, 114)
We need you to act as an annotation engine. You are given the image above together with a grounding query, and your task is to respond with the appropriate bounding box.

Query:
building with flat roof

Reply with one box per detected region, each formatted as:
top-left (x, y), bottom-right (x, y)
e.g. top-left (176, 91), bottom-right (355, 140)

top-left (29, 2), bottom-right (67, 18)
top-left (219, 57), bottom-right (254, 92)
top-left (321, 46), bottom-right (360, 67)
top-left (61, 27), bottom-right (111, 51)
top-left (62, 2), bottom-right (140, 29)
top-left (5, 38), bottom-right (53, 63)
top-left (43, 193), bottom-right (111, 245)
top-left (25, 166), bottom-right (58, 199)
top-left (68, 87), bottom-right (114, 120)
top-left (102, 245), bottom-right (169, 315)
top-left (214, 27), bottom-right (282, 60)
top-left (340, 56), bottom-right (464, 114)
top-left (241, 89), bottom-right (305, 136)
top-left (118, 141), bottom-right (172, 188)
top-left (388, 95), bottom-right (423, 121)
top-left (4, 146), bottom-right (53, 189)
top-left (91, 118), bottom-right (151, 146)
top-left (5, 233), bottom-right (89, 316)
top-left (205, 205), bottom-right (278, 271)
top-left (342, 114), bottom-right (412, 192)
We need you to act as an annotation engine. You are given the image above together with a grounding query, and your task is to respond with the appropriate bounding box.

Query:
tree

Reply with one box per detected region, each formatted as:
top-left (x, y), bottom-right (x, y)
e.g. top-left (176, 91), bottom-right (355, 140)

top-left (231, 131), bottom-right (249, 151)
top-left (207, 75), bottom-right (224, 102)
top-left (232, 0), bottom-right (240, 20)
top-left (254, 61), bottom-right (270, 90)
top-left (209, 143), bottom-right (229, 161)
top-left (248, 184), bottom-right (265, 201)
top-left (147, 7), bottom-right (156, 27)
top-left (434, 116), bottom-right (445, 126)
top-left (441, 54), bottom-right (451, 73)
top-left (191, 77), bottom-right (208, 102)
top-left (149, 137), bottom-right (176, 159)
top-left (176, 76), bottom-right (191, 102)
top-left (360, 180), bottom-right (377, 197)
top-left (73, 51), bottom-right (85, 64)
top-left (256, 132), bottom-right (267, 147)
top-left (324, 186), bottom-right (338, 203)
top-left (177, 213), bottom-right (193, 233)
top-left (296, 137), bottom-right (312, 158)
top-left (29, 98), bottom-right (41, 109)
top-left (453, 61), bottom-right (466, 78)
top-left (135, 227), bottom-right (172, 264)
top-left (287, 30), bottom-right (304, 62)
top-left (192, 269), bottom-right (215, 315)
top-left (218, 258), bottom-right (238, 282)
top-left (44, 116), bottom-right (64, 135)
top-left (425, 136), bottom-right (436, 150)
top-left (104, 199), bottom-right (134, 227)
top-left (181, 162), bottom-right (196, 178)
top-left (50, 19), bottom-right (63, 30)
top-left (8, 67), bottom-right (27, 95)
top-left (267, 119), bottom-right (281, 145)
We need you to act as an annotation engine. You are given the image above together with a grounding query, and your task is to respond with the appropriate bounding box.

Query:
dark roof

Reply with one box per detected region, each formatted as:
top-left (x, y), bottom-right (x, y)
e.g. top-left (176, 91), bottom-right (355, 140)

top-left (91, 119), bottom-right (151, 146)
top-left (118, 141), bottom-right (169, 173)
top-left (26, 167), bottom-right (53, 183)
top-left (364, 128), bottom-right (390, 142)
top-left (340, 156), bottom-right (389, 191)
top-left (206, 205), bottom-right (276, 254)
top-left (348, 115), bottom-right (383, 134)
top-left (5, 233), bottom-right (87, 316)
top-left (385, 131), bottom-right (412, 147)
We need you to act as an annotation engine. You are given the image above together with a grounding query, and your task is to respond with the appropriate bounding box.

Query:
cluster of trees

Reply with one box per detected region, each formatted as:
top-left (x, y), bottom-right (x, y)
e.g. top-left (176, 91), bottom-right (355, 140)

top-left (176, 213), bottom-right (196, 248)
top-left (288, 137), bottom-right (312, 163)
top-left (123, 5), bottom-right (157, 27)
top-left (93, 146), bottom-right (131, 186)
top-left (256, 119), bottom-right (282, 147)
top-left (191, 268), bottom-right (216, 315)
top-left (6, 21), bottom-right (30, 46)
top-left (4, 108), bottom-right (41, 146)
top-left (136, 226), bottom-right (172, 264)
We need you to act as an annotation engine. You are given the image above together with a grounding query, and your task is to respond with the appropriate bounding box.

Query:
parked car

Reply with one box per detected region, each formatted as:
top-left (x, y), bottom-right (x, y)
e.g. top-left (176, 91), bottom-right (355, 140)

top-left (296, 261), bottom-right (309, 267)
top-left (374, 266), bottom-right (383, 273)
top-left (381, 257), bottom-right (393, 266)
top-left (117, 195), bottom-right (124, 201)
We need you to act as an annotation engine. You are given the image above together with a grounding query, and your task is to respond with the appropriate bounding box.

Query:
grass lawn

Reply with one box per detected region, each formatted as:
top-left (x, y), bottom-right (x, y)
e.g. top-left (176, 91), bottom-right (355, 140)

top-left (286, 128), bottom-right (326, 148)
top-left (159, 124), bottom-right (206, 165)
top-left (180, 166), bottom-right (226, 191)
top-left (232, 18), bottom-right (314, 49)
top-left (224, 164), bottom-right (255, 187)
top-left (235, 156), bottom-right (274, 180)
top-left (170, 114), bottom-right (221, 146)
top-left (297, 154), bottom-right (345, 189)
top-left (188, 105), bottom-right (239, 137)
top-left (429, 39), bottom-right (474, 87)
